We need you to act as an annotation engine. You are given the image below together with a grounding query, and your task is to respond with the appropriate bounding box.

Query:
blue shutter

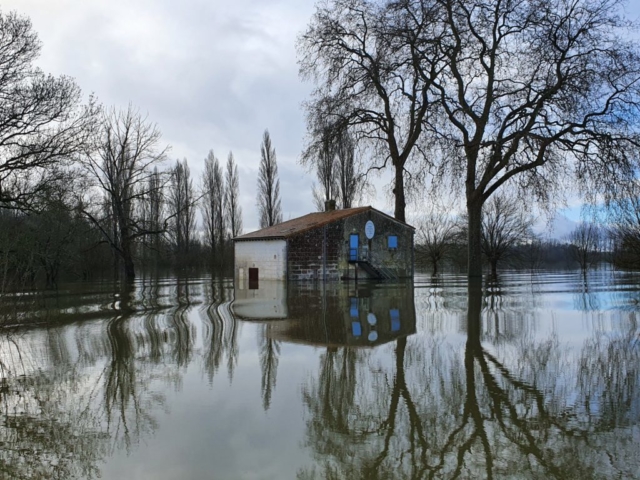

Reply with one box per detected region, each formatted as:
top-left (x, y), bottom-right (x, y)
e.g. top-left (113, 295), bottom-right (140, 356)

top-left (390, 309), bottom-right (400, 331)
top-left (350, 298), bottom-right (359, 318)
top-left (352, 322), bottom-right (362, 337)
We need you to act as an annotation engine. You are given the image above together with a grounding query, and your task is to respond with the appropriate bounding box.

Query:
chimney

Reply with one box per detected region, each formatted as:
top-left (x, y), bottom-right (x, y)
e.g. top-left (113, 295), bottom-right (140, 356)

top-left (324, 199), bottom-right (336, 212)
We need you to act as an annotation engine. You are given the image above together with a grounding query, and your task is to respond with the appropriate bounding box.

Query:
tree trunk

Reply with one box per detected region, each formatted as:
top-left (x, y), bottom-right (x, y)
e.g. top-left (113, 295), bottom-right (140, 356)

top-left (490, 260), bottom-right (497, 278)
top-left (394, 164), bottom-right (406, 222)
top-left (466, 277), bottom-right (483, 353)
top-left (121, 240), bottom-right (136, 281)
top-left (123, 254), bottom-right (135, 280)
top-left (467, 199), bottom-right (483, 278)
top-left (395, 336), bottom-right (406, 382)
top-left (465, 277), bottom-right (493, 477)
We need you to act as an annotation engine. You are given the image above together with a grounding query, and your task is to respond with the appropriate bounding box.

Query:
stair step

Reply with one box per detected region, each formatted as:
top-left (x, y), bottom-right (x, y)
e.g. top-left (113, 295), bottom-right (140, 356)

top-left (354, 261), bottom-right (397, 280)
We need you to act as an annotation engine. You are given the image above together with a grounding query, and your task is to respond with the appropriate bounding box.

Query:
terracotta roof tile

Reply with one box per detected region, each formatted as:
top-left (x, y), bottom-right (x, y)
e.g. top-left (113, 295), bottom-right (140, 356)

top-left (234, 206), bottom-right (413, 241)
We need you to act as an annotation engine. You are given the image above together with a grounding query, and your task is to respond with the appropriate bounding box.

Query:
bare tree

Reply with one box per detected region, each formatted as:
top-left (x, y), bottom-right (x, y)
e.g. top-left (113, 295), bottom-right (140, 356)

top-left (82, 105), bottom-right (169, 280)
top-left (311, 183), bottom-right (326, 212)
top-left (257, 130), bottom-right (282, 227)
top-left (300, 0), bottom-right (640, 277)
top-left (481, 195), bottom-right (535, 277)
top-left (606, 187), bottom-right (640, 268)
top-left (415, 201), bottom-right (461, 275)
top-left (334, 129), bottom-right (364, 209)
top-left (567, 222), bottom-right (602, 273)
top-left (167, 158), bottom-right (196, 258)
top-left (201, 150), bottom-right (226, 268)
top-left (308, 126), bottom-right (364, 211)
top-left (139, 167), bottom-right (164, 261)
top-left (0, 11), bottom-right (99, 210)
top-left (426, 0), bottom-right (640, 277)
top-left (310, 125), bottom-right (338, 210)
top-left (298, 0), bottom-right (443, 222)
top-left (225, 152), bottom-right (243, 238)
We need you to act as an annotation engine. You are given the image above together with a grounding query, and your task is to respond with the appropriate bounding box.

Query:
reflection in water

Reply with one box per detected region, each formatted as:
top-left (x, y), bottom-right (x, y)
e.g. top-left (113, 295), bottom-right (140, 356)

top-left (0, 272), bottom-right (639, 479)
top-left (200, 277), bottom-right (239, 385)
top-left (0, 276), bottom-right (201, 479)
top-left (260, 332), bottom-right (281, 411)
top-left (232, 280), bottom-right (417, 411)
top-left (233, 280), bottom-right (288, 320)
top-left (232, 281), bottom-right (417, 348)
top-left (299, 275), bottom-right (640, 479)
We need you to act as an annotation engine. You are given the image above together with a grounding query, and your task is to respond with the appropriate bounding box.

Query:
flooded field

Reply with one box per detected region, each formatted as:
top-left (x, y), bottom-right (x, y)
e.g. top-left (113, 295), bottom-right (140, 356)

top-left (1, 271), bottom-right (639, 479)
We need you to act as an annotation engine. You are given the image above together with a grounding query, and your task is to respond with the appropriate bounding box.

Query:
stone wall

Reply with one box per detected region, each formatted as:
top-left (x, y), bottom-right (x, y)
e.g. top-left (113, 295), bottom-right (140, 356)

top-left (287, 222), bottom-right (344, 281)
top-left (341, 210), bottom-right (414, 279)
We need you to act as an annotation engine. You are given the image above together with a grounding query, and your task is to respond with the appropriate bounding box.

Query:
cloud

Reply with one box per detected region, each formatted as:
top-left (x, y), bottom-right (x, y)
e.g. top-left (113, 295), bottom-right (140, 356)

top-left (4, 0), bottom-right (319, 231)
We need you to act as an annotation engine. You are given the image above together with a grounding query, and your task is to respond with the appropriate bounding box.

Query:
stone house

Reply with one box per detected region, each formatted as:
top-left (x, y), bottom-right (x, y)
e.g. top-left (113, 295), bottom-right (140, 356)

top-left (233, 205), bottom-right (415, 283)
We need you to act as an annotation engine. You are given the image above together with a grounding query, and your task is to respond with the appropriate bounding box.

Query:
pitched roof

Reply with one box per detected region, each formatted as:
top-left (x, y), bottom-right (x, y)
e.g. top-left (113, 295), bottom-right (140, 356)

top-left (234, 206), bottom-right (413, 241)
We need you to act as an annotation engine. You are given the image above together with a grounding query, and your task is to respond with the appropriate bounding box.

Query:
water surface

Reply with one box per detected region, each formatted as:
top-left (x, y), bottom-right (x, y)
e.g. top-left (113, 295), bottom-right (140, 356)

top-left (1, 271), bottom-right (639, 479)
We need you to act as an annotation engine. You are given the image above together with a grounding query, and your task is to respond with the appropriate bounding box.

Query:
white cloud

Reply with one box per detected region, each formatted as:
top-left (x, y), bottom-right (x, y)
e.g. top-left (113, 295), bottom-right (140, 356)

top-left (3, 0), bottom-right (320, 231)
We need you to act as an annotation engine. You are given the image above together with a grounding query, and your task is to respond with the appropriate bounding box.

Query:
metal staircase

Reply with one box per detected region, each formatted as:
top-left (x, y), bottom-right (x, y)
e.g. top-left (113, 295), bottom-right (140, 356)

top-left (349, 246), bottom-right (397, 280)
top-left (351, 260), bottom-right (397, 280)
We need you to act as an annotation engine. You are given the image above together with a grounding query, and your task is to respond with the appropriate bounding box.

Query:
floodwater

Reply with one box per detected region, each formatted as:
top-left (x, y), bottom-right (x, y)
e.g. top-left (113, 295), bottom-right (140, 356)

top-left (0, 271), bottom-right (639, 479)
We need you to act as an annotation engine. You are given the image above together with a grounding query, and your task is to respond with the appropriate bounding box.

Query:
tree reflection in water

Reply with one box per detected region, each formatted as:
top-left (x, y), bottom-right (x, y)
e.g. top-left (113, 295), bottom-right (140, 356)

top-left (260, 331), bottom-right (281, 411)
top-left (0, 273), bottom-right (639, 479)
top-left (200, 276), bottom-right (239, 385)
top-left (299, 276), bottom-right (640, 480)
top-left (0, 276), bottom-right (199, 479)
top-left (251, 281), bottom-right (417, 412)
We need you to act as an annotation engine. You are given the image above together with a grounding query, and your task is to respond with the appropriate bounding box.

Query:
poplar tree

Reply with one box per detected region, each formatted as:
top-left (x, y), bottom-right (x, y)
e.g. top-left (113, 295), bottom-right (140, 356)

top-left (202, 150), bottom-right (226, 268)
top-left (257, 130), bottom-right (282, 228)
top-left (225, 152), bottom-right (243, 238)
top-left (168, 158), bottom-right (196, 258)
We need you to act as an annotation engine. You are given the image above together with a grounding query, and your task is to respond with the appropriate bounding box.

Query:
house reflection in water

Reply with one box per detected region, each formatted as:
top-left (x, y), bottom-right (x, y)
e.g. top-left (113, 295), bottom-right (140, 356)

top-left (231, 280), bottom-right (416, 347)
top-left (232, 279), bottom-right (288, 320)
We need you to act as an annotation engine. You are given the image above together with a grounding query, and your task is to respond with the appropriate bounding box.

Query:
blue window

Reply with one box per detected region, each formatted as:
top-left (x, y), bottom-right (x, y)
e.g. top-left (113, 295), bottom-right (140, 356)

top-left (388, 235), bottom-right (398, 249)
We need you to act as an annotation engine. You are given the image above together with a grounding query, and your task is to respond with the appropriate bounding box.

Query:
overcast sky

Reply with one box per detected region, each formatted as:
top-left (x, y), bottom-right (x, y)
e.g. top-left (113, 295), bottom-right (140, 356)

top-left (4, 0), bottom-right (640, 233)
top-left (3, 0), bottom-right (333, 232)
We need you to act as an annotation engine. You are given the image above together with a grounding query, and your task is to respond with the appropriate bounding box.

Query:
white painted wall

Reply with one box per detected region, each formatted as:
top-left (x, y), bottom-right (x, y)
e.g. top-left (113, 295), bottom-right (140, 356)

top-left (234, 240), bottom-right (287, 282)
top-left (232, 280), bottom-right (287, 319)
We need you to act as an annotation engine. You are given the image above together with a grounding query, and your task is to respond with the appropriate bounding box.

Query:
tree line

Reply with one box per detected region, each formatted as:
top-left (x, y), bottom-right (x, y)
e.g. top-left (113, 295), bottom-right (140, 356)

top-left (413, 194), bottom-right (632, 275)
top-left (0, 10), bottom-right (288, 289)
